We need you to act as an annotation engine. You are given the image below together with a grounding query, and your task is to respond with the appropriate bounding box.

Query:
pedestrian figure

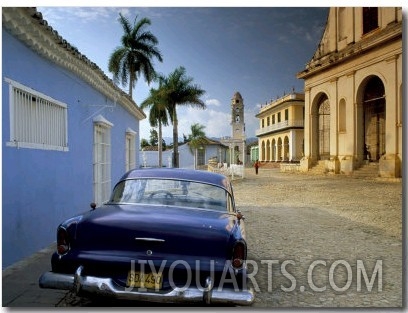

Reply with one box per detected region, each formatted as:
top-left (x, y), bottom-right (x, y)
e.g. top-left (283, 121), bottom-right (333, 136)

top-left (254, 160), bottom-right (260, 175)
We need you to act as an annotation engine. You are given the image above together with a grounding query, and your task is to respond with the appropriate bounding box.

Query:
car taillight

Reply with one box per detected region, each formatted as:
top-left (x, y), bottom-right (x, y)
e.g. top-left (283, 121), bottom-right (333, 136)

top-left (232, 241), bottom-right (246, 269)
top-left (57, 227), bottom-right (70, 255)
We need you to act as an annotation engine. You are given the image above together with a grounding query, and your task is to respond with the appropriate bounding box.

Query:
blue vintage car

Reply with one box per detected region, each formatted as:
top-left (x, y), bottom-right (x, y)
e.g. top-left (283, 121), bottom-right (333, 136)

top-left (39, 168), bottom-right (254, 306)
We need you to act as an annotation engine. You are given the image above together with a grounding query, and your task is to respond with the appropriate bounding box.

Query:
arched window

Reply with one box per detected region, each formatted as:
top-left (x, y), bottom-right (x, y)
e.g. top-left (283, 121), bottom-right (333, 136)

top-left (284, 136), bottom-right (289, 161)
top-left (272, 139), bottom-right (276, 161)
top-left (277, 138), bottom-right (283, 161)
top-left (261, 141), bottom-right (266, 161)
top-left (266, 140), bottom-right (271, 161)
top-left (339, 99), bottom-right (346, 132)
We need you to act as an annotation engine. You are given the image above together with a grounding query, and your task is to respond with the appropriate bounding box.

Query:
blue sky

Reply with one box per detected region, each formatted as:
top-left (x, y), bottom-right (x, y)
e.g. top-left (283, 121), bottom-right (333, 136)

top-left (36, 6), bottom-right (329, 143)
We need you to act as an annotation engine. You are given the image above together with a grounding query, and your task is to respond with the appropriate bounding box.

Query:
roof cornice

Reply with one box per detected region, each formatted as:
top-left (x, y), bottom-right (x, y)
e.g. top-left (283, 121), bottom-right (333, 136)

top-left (2, 7), bottom-right (146, 120)
top-left (297, 20), bottom-right (402, 80)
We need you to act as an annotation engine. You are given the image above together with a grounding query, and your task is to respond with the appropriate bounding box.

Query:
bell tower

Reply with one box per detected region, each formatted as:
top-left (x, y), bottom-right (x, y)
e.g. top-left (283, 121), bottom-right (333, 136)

top-left (231, 92), bottom-right (245, 140)
top-left (221, 91), bottom-right (246, 168)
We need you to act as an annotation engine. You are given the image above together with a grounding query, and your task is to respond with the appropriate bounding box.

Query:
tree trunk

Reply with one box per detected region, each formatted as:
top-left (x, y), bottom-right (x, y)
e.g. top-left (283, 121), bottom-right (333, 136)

top-left (158, 120), bottom-right (162, 167)
top-left (128, 63), bottom-right (134, 99)
top-left (128, 80), bottom-right (133, 99)
top-left (172, 106), bottom-right (179, 168)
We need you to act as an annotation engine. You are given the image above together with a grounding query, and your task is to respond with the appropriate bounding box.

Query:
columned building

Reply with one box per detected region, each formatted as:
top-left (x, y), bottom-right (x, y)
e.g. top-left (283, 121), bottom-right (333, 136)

top-left (221, 92), bottom-right (246, 165)
top-left (255, 92), bottom-right (305, 162)
top-left (297, 7), bottom-right (402, 178)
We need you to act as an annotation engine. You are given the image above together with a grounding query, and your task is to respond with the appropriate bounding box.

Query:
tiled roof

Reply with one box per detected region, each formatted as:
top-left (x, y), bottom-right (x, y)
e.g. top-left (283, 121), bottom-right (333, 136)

top-left (2, 7), bottom-right (146, 120)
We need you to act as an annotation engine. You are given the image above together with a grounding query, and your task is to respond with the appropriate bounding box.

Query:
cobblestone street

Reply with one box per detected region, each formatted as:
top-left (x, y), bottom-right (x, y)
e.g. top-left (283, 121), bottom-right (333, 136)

top-left (3, 167), bottom-right (403, 308)
top-left (233, 168), bottom-right (403, 307)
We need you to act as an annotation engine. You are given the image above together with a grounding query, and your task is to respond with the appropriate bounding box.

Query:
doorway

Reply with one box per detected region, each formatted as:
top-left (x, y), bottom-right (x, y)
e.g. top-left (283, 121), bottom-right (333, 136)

top-left (318, 96), bottom-right (330, 160)
top-left (363, 77), bottom-right (386, 161)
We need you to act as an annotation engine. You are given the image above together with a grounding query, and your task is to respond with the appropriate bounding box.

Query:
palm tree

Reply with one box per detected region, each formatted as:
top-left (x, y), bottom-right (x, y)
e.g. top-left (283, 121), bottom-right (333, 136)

top-left (108, 13), bottom-right (163, 99)
top-left (156, 66), bottom-right (206, 168)
top-left (141, 87), bottom-right (170, 167)
top-left (187, 123), bottom-right (207, 169)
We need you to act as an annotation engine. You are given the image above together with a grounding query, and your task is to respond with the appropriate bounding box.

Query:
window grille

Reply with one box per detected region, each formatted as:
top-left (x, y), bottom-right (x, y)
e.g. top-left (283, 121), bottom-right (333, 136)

top-left (93, 116), bottom-right (112, 205)
top-left (6, 78), bottom-right (68, 151)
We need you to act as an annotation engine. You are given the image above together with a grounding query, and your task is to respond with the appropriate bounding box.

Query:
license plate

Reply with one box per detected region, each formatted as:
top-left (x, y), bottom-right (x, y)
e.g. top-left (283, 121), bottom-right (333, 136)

top-left (126, 271), bottom-right (163, 290)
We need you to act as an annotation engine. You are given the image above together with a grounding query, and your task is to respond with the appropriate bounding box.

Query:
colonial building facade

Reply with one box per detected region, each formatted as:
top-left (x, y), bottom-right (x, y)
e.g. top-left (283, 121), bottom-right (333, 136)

top-left (255, 92), bottom-right (305, 162)
top-left (2, 8), bottom-right (145, 267)
top-left (297, 7), bottom-right (403, 178)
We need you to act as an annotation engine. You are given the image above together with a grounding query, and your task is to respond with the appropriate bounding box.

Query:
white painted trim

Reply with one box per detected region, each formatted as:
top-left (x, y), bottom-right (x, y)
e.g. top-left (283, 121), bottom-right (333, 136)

top-left (93, 114), bottom-right (114, 128)
top-left (126, 127), bottom-right (137, 135)
top-left (6, 141), bottom-right (69, 152)
top-left (4, 77), bottom-right (67, 108)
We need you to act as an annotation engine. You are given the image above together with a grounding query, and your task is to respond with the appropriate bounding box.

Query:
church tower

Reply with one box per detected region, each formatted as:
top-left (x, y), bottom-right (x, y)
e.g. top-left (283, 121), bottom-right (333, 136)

top-left (221, 91), bottom-right (246, 167)
top-left (231, 92), bottom-right (245, 140)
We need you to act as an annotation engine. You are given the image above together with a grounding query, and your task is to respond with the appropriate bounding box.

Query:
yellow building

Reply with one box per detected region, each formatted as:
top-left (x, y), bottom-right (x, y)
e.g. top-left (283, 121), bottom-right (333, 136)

top-left (297, 7), bottom-right (403, 178)
top-left (256, 92), bottom-right (305, 162)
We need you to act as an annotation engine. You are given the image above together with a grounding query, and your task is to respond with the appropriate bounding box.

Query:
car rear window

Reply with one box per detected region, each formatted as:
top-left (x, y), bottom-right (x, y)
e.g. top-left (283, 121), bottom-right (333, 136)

top-left (109, 178), bottom-right (229, 212)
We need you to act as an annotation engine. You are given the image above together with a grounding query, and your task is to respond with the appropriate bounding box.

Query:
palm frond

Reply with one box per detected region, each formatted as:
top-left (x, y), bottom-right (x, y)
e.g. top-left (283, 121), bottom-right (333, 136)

top-left (109, 13), bottom-right (163, 98)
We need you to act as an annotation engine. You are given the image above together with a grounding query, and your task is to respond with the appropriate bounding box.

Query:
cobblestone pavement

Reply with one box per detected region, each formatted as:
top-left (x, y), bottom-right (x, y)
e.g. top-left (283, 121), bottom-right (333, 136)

top-left (233, 168), bottom-right (403, 307)
top-left (3, 168), bottom-right (403, 308)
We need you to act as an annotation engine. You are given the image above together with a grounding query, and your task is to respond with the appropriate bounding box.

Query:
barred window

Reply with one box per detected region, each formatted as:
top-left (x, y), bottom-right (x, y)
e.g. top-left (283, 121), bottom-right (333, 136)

top-left (5, 78), bottom-right (68, 151)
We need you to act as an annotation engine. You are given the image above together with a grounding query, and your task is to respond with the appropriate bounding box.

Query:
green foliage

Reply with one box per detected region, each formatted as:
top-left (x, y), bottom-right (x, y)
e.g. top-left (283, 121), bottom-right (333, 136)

top-left (187, 123), bottom-right (207, 154)
top-left (149, 129), bottom-right (158, 146)
top-left (108, 13), bottom-right (163, 98)
top-left (140, 138), bottom-right (149, 149)
top-left (153, 66), bottom-right (206, 167)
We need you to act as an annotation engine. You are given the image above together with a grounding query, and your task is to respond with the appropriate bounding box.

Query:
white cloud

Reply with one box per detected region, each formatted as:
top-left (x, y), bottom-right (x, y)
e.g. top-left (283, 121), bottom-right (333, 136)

top-left (39, 7), bottom-right (115, 24)
top-left (139, 104), bottom-right (261, 143)
top-left (205, 98), bottom-right (221, 107)
top-left (178, 107), bottom-right (230, 138)
top-left (139, 107), bottom-right (230, 142)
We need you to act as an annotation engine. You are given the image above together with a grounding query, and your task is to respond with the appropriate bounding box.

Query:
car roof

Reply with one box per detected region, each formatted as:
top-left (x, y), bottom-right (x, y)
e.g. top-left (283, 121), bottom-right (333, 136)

top-left (120, 168), bottom-right (231, 190)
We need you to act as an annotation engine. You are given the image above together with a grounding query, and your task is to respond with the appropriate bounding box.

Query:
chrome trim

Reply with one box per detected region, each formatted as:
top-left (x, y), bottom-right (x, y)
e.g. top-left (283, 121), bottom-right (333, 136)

top-left (73, 265), bottom-right (84, 294)
top-left (135, 237), bottom-right (165, 242)
top-left (39, 268), bottom-right (254, 306)
top-left (203, 277), bottom-right (214, 305)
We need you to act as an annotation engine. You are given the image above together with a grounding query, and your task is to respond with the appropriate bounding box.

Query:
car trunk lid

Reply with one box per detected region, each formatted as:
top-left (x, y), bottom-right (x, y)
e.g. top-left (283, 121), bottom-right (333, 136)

top-left (74, 204), bottom-right (236, 263)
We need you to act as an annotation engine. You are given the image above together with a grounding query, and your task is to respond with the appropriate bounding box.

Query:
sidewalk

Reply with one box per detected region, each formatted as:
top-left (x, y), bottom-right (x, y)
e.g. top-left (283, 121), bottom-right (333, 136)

top-left (2, 244), bottom-right (67, 307)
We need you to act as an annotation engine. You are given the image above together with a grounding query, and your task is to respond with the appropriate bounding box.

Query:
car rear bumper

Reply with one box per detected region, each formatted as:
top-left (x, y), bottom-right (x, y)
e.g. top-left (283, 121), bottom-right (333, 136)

top-left (39, 266), bottom-right (255, 306)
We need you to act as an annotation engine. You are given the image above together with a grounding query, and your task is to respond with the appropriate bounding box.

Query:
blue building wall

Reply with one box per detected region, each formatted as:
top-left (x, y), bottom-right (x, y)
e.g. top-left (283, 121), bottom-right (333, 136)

top-left (2, 29), bottom-right (141, 267)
